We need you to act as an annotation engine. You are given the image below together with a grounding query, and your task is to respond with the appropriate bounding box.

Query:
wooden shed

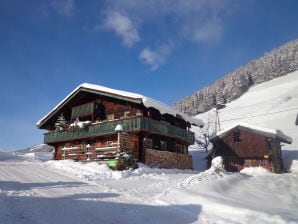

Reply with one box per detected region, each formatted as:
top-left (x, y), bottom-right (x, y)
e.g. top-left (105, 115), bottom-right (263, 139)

top-left (207, 123), bottom-right (292, 173)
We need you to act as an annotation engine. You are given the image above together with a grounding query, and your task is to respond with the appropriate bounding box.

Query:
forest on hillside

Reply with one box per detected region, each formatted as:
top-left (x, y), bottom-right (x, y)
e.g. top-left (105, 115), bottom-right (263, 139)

top-left (175, 39), bottom-right (298, 116)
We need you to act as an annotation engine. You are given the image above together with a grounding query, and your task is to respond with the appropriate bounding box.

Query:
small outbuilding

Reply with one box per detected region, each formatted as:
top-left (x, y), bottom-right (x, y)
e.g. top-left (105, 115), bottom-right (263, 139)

top-left (207, 122), bottom-right (292, 173)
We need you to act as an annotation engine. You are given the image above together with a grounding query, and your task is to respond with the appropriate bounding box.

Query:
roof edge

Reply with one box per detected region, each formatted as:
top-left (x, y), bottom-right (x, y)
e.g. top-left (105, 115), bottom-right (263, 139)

top-left (37, 83), bottom-right (203, 129)
top-left (210, 122), bottom-right (292, 144)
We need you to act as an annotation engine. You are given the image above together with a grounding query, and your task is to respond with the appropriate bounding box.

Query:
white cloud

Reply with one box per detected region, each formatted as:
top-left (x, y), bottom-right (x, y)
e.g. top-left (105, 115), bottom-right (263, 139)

top-left (102, 11), bottom-right (140, 48)
top-left (100, 1), bottom-right (239, 67)
top-left (51, 0), bottom-right (75, 18)
top-left (139, 43), bottom-right (173, 71)
top-left (192, 17), bottom-right (223, 42)
top-left (101, 0), bottom-right (238, 44)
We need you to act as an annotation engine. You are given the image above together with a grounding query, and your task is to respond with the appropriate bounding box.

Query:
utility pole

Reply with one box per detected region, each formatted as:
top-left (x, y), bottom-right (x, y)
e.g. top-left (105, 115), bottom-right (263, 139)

top-left (214, 103), bottom-right (226, 133)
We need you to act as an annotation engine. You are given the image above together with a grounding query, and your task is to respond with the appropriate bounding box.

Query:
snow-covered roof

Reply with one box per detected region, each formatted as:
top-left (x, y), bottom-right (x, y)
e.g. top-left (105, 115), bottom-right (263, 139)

top-left (209, 122), bottom-right (292, 144)
top-left (37, 83), bottom-right (203, 128)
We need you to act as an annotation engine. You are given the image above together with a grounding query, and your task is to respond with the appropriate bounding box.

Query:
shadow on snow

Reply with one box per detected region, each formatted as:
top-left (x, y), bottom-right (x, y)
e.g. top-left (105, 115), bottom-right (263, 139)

top-left (0, 180), bottom-right (201, 224)
top-left (282, 149), bottom-right (298, 171)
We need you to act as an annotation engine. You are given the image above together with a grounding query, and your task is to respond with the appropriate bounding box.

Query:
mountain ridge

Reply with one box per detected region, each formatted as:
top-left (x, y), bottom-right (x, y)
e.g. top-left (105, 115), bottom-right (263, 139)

top-left (14, 144), bottom-right (54, 154)
top-left (175, 39), bottom-right (298, 116)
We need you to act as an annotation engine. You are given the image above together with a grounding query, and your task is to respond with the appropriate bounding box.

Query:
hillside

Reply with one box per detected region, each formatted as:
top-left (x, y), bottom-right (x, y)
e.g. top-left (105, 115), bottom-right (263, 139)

top-left (175, 39), bottom-right (298, 116)
top-left (14, 144), bottom-right (54, 154)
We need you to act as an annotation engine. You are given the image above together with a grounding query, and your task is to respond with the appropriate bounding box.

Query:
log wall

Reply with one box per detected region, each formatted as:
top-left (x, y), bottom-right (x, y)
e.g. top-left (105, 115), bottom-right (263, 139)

top-left (145, 148), bottom-right (193, 170)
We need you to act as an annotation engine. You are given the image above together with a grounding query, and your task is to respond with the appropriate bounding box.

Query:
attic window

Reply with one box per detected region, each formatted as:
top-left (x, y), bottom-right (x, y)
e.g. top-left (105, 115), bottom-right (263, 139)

top-left (233, 131), bottom-right (241, 143)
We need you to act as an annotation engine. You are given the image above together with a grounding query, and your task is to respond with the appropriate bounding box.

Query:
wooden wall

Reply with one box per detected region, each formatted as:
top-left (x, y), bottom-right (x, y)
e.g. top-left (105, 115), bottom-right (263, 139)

top-left (53, 135), bottom-right (119, 161)
top-left (210, 128), bottom-right (283, 173)
top-left (213, 129), bottom-right (270, 158)
top-left (101, 101), bottom-right (140, 120)
top-left (268, 139), bottom-right (283, 173)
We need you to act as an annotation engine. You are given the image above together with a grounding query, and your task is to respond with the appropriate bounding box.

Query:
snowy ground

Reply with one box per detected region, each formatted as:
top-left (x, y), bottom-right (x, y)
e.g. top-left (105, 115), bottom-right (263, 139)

top-left (0, 151), bottom-right (298, 224)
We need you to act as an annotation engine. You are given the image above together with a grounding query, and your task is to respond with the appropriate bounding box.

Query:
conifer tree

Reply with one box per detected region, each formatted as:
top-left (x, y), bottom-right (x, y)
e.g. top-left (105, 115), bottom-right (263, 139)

top-left (55, 113), bottom-right (67, 131)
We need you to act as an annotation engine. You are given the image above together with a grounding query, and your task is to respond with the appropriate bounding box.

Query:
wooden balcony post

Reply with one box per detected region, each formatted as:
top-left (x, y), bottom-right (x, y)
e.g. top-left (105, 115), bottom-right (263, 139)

top-left (115, 124), bottom-right (124, 153)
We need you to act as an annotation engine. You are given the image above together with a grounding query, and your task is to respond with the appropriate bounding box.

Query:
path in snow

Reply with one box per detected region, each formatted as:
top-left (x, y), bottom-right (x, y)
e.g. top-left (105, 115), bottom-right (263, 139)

top-left (0, 160), bottom-right (201, 224)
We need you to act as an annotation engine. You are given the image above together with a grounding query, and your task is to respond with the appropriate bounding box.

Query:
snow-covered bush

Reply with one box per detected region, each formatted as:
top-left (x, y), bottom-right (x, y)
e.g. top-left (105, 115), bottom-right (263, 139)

top-left (210, 156), bottom-right (226, 174)
top-left (115, 152), bottom-right (138, 171)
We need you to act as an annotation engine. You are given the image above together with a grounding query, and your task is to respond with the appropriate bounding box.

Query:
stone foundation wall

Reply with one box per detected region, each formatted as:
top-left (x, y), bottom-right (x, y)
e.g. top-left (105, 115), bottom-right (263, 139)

top-left (145, 149), bottom-right (193, 170)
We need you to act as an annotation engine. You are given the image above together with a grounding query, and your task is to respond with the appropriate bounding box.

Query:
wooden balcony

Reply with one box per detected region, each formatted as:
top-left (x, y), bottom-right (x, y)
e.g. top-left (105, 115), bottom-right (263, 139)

top-left (44, 116), bottom-right (195, 144)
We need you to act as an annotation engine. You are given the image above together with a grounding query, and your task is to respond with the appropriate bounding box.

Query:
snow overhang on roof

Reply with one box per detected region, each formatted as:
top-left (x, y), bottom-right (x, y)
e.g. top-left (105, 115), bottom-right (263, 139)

top-left (209, 122), bottom-right (292, 144)
top-left (37, 83), bottom-right (203, 128)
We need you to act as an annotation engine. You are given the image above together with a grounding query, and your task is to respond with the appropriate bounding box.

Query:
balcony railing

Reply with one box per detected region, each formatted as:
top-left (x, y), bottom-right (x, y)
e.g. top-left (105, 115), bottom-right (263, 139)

top-left (44, 116), bottom-right (195, 144)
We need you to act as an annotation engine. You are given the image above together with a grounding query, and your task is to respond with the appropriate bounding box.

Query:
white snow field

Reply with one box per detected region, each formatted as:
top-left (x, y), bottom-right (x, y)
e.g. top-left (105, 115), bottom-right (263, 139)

top-left (0, 152), bottom-right (298, 224)
top-left (1, 71), bottom-right (298, 224)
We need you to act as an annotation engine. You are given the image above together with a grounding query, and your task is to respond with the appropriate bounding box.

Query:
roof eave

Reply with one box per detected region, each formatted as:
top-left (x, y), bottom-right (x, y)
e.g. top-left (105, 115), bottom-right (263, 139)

top-left (37, 86), bottom-right (82, 129)
top-left (37, 83), bottom-right (203, 130)
top-left (37, 86), bottom-right (145, 129)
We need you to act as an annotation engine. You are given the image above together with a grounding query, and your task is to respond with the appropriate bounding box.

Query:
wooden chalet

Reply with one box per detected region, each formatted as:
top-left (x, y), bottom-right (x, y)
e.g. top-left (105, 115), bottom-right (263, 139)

top-left (207, 123), bottom-right (292, 173)
top-left (37, 83), bottom-right (203, 169)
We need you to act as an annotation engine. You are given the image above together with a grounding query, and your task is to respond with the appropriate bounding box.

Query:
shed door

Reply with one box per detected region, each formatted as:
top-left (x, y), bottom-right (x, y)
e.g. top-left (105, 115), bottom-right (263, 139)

top-left (225, 157), bottom-right (243, 172)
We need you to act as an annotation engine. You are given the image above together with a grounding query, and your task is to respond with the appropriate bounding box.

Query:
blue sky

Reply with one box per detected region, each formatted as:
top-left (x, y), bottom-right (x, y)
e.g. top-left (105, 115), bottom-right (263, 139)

top-left (1, 0), bottom-right (298, 151)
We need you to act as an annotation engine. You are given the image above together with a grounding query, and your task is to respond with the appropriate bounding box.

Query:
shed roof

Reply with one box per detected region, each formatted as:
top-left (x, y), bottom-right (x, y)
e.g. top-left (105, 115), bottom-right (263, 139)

top-left (209, 122), bottom-right (292, 144)
top-left (37, 83), bottom-right (203, 128)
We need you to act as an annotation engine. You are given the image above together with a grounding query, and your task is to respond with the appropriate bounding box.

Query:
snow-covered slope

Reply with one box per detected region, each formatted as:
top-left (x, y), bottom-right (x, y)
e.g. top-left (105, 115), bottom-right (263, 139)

top-left (2, 144), bottom-right (55, 162)
top-left (175, 39), bottom-right (298, 115)
top-left (15, 144), bottom-right (54, 154)
top-left (195, 70), bottom-right (298, 171)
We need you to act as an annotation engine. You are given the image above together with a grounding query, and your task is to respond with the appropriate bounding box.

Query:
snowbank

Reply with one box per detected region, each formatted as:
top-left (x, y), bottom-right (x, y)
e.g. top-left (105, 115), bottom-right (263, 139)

top-left (240, 167), bottom-right (269, 176)
top-left (45, 160), bottom-right (125, 180)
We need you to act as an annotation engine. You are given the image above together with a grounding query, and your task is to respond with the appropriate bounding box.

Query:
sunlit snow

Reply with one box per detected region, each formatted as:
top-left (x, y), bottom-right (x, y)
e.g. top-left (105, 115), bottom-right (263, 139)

top-left (1, 150), bottom-right (297, 224)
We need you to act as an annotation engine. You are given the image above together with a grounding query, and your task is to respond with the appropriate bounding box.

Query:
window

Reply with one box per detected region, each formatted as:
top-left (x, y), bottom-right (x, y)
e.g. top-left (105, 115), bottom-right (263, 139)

top-left (136, 110), bottom-right (142, 116)
top-left (233, 131), bottom-right (241, 143)
top-left (96, 103), bottom-right (105, 120)
top-left (144, 138), bottom-right (153, 149)
top-left (260, 160), bottom-right (265, 166)
top-left (176, 144), bottom-right (183, 153)
top-left (160, 141), bottom-right (167, 151)
top-left (123, 111), bottom-right (130, 117)
top-left (107, 114), bottom-right (114, 120)
top-left (107, 141), bottom-right (114, 147)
